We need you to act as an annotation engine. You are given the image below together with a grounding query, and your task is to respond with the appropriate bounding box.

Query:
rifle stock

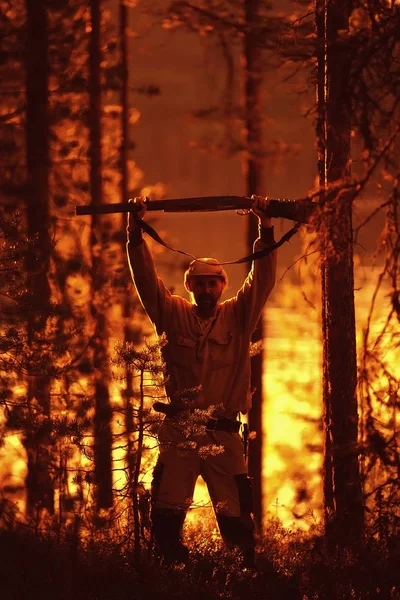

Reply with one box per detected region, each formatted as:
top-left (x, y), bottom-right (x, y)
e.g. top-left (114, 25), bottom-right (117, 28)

top-left (75, 195), bottom-right (315, 223)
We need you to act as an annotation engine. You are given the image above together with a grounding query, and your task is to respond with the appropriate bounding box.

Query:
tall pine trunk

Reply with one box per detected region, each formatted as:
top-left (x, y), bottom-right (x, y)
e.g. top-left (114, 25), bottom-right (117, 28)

top-left (242, 0), bottom-right (264, 529)
top-left (316, 0), bottom-right (335, 522)
top-left (316, 0), bottom-right (364, 546)
top-left (89, 0), bottom-right (113, 511)
top-left (120, 0), bottom-right (129, 204)
top-left (24, 0), bottom-right (54, 518)
top-left (119, 0), bottom-right (136, 496)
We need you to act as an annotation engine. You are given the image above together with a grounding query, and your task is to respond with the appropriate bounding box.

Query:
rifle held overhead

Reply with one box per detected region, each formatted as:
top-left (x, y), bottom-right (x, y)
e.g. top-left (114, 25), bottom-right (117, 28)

top-left (76, 196), bottom-right (315, 223)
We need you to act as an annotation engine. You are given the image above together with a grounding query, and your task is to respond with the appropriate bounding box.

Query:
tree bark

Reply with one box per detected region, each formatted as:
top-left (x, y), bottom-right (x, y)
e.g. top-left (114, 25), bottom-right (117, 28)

top-left (119, 0), bottom-right (136, 494)
top-left (132, 369), bottom-right (145, 566)
top-left (316, 0), bottom-right (335, 524)
top-left (24, 0), bottom-right (54, 518)
top-left (120, 0), bottom-right (129, 203)
top-left (89, 0), bottom-right (113, 511)
top-left (316, 0), bottom-right (364, 546)
top-left (242, 0), bottom-right (264, 530)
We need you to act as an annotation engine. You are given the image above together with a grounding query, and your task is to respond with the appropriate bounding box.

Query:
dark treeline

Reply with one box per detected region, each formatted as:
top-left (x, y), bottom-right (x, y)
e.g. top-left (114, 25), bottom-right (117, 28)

top-left (0, 0), bottom-right (399, 597)
top-left (0, 0), bottom-right (163, 552)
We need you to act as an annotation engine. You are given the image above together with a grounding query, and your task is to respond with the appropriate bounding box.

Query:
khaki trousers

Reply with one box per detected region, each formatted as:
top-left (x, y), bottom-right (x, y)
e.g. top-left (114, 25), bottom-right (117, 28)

top-left (152, 419), bottom-right (251, 518)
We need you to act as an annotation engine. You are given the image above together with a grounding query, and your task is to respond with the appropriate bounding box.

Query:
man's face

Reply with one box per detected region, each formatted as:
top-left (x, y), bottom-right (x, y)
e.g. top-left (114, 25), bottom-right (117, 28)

top-left (188, 276), bottom-right (225, 311)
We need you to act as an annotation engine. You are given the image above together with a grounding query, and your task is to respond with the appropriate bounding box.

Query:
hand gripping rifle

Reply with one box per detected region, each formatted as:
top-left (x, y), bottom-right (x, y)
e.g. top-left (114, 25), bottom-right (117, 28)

top-left (75, 196), bottom-right (315, 264)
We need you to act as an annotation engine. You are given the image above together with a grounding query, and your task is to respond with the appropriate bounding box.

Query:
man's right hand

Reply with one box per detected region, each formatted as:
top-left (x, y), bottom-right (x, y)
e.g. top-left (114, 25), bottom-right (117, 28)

top-left (127, 196), bottom-right (148, 245)
top-left (129, 195), bottom-right (148, 219)
top-left (127, 196), bottom-right (148, 232)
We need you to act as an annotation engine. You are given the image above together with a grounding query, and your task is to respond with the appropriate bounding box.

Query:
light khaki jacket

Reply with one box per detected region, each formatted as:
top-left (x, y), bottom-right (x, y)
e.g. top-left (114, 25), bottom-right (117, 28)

top-left (127, 229), bottom-right (277, 417)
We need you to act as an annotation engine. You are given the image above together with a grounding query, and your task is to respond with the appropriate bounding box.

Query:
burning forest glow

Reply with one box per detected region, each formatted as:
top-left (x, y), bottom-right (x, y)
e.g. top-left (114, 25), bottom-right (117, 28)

top-left (177, 250), bottom-right (399, 535)
top-left (0, 8), bottom-right (399, 589)
top-left (263, 288), bottom-right (323, 529)
top-left (0, 253), bottom-right (398, 538)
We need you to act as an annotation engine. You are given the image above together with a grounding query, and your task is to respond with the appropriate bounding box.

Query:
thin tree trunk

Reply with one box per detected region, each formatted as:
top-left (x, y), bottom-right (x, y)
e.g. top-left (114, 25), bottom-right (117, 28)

top-left (317, 0), bottom-right (364, 546)
top-left (119, 0), bottom-right (136, 494)
top-left (89, 0), bottom-right (102, 208)
top-left (315, 0), bottom-right (335, 526)
top-left (132, 369), bottom-right (145, 566)
top-left (24, 0), bottom-right (54, 518)
top-left (242, 0), bottom-right (264, 530)
top-left (120, 0), bottom-right (129, 203)
top-left (89, 0), bottom-right (113, 511)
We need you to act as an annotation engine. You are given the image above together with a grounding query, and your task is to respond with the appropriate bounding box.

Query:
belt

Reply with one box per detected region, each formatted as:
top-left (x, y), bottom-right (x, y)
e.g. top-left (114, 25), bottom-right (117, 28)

top-left (205, 418), bottom-right (241, 433)
top-left (153, 402), bottom-right (240, 433)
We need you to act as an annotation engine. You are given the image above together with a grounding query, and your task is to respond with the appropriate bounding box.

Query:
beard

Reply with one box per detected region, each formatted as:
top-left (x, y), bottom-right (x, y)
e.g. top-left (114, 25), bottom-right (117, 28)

top-left (196, 293), bottom-right (217, 311)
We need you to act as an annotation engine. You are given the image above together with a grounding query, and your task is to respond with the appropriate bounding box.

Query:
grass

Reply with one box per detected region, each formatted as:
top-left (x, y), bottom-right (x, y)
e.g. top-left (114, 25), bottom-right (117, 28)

top-left (0, 519), bottom-right (399, 600)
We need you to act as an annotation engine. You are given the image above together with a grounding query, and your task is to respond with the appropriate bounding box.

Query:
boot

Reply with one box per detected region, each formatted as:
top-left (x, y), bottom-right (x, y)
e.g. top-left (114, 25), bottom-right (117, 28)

top-left (151, 507), bottom-right (189, 565)
top-left (216, 514), bottom-right (256, 569)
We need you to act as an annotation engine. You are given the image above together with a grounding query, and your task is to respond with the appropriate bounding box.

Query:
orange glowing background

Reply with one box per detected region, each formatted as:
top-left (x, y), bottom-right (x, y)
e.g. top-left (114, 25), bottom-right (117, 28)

top-left (0, 1), bottom-right (397, 540)
top-left (0, 250), bottom-right (396, 532)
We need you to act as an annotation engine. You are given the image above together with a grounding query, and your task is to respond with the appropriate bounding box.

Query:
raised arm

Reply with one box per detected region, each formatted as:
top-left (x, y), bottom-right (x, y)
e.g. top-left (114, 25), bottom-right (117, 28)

top-left (126, 197), bottom-right (173, 333)
top-left (235, 195), bottom-right (277, 333)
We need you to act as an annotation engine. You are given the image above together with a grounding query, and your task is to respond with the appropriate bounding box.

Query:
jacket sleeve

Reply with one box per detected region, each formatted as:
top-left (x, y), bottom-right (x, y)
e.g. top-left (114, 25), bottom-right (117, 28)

top-left (126, 238), bottom-right (173, 334)
top-left (234, 226), bottom-right (277, 334)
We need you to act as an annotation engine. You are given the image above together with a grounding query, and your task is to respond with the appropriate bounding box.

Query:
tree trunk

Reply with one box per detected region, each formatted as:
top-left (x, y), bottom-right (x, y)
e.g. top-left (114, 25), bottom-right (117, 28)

top-left (132, 370), bottom-right (145, 566)
top-left (120, 0), bottom-right (129, 203)
top-left (24, 0), bottom-right (54, 518)
top-left (242, 0), bottom-right (264, 530)
top-left (315, 0), bottom-right (335, 524)
top-left (89, 0), bottom-right (113, 511)
top-left (316, 0), bottom-right (364, 546)
top-left (119, 0), bottom-right (136, 495)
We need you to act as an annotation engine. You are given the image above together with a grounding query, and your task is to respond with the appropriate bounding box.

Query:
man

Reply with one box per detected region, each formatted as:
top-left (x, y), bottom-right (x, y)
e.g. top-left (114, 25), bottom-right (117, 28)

top-left (127, 195), bottom-right (277, 568)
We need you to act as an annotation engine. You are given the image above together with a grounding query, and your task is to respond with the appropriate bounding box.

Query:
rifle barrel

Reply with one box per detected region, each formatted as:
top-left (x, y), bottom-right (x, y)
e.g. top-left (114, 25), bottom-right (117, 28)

top-left (75, 196), bottom-right (314, 223)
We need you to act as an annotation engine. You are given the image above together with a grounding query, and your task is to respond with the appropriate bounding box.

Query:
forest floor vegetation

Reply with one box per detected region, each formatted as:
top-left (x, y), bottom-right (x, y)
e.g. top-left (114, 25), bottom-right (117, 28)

top-left (0, 515), bottom-right (399, 600)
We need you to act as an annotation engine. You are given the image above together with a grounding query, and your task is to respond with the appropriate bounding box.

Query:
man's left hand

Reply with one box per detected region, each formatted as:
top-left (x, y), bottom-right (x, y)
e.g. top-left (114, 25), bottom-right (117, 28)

top-left (251, 195), bottom-right (272, 228)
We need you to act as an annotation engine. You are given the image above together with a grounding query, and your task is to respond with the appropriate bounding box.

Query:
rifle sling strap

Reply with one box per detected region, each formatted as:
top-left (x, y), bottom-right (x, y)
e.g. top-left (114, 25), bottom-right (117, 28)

top-left (135, 217), bottom-right (301, 265)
